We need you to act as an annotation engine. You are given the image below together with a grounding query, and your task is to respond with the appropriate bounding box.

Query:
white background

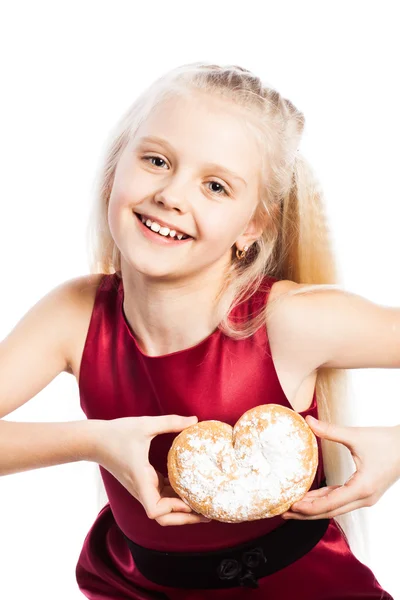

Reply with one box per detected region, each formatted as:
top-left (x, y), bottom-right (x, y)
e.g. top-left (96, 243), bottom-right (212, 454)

top-left (0, 1), bottom-right (399, 598)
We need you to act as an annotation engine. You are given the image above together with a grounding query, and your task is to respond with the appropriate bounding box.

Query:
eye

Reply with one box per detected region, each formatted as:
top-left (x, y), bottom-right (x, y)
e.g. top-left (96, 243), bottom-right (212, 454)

top-left (142, 155), bottom-right (168, 169)
top-left (206, 181), bottom-right (228, 196)
top-left (141, 155), bottom-right (229, 196)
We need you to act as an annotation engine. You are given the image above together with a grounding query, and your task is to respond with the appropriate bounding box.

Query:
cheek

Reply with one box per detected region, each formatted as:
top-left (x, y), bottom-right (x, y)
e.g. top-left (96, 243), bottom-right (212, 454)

top-left (107, 190), bottom-right (126, 242)
top-left (108, 177), bottom-right (134, 236)
top-left (110, 160), bottom-right (146, 208)
top-left (107, 198), bottom-right (121, 242)
top-left (200, 211), bottom-right (248, 245)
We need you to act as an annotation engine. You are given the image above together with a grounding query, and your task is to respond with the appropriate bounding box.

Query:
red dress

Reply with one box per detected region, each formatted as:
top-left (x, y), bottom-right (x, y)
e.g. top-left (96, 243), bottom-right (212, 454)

top-left (75, 273), bottom-right (393, 599)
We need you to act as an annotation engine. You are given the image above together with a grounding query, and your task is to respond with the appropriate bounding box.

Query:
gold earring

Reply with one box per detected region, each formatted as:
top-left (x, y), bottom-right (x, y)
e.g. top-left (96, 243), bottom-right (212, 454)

top-left (236, 245), bottom-right (249, 260)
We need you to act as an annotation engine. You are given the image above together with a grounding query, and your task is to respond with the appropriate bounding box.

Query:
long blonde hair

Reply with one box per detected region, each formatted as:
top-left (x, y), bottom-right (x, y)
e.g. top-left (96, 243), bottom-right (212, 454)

top-left (86, 62), bottom-right (370, 564)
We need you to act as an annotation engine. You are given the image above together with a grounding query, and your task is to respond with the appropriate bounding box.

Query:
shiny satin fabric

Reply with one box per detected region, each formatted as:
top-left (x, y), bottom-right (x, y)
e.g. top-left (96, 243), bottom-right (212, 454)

top-left (76, 273), bottom-right (393, 598)
top-left (76, 502), bottom-right (393, 599)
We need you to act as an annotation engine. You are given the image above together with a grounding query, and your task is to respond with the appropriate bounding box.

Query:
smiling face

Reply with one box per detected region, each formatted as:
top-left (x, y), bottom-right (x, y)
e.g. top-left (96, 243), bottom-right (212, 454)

top-left (108, 91), bottom-right (264, 282)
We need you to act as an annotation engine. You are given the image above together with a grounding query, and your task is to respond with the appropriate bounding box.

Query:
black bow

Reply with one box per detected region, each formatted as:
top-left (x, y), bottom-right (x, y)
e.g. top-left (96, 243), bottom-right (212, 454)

top-left (217, 546), bottom-right (267, 588)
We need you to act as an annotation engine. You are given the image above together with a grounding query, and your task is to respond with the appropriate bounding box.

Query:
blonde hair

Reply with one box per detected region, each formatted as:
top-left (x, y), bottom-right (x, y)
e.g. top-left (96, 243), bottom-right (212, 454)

top-left (86, 62), bottom-right (370, 564)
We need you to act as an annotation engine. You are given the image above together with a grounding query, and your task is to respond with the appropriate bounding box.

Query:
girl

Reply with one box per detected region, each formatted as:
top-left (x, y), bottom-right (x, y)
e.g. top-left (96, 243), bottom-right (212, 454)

top-left (0, 62), bottom-right (399, 598)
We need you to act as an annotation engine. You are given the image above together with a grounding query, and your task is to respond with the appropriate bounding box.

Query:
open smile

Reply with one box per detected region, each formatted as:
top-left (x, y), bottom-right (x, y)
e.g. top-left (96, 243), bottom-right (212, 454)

top-left (133, 211), bottom-right (194, 246)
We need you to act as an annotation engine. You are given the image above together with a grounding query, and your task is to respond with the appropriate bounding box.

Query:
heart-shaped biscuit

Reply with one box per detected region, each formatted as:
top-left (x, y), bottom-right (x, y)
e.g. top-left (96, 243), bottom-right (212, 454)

top-left (167, 404), bottom-right (318, 523)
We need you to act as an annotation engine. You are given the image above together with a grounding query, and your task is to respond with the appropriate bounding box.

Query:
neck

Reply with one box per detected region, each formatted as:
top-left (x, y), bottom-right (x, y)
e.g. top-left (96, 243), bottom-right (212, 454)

top-left (120, 260), bottom-right (229, 356)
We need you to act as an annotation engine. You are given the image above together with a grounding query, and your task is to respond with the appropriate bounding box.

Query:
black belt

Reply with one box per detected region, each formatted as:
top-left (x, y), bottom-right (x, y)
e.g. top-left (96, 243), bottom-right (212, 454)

top-left (121, 478), bottom-right (330, 590)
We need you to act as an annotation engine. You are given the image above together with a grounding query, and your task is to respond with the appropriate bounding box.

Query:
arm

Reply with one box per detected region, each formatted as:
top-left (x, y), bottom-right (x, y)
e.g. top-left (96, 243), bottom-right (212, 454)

top-left (0, 277), bottom-right (207, 526)
top-left (0, 274), bottom-right (104, 476)
top-left (0, 418), bottom-right (105, 476)
top-left (266, 281), bottom-right (400, 519)
top-left (267, 280), bottom-right (400, 375)
top-left (282, 417), bottom-right (400, 520)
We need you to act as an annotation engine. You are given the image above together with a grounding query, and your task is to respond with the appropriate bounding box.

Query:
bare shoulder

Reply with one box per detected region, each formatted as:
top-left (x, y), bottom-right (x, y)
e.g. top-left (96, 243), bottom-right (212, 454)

top-left (265, 279), bottom-right (319, 411)
top-left (0, 273), bottom-right (105, 418)
top-left (266, 277), bottom-right (357, 377)
top-left (61, 272), bottom-right (105, 314)
top-left (266, 278), bottom-right (322, 377)
top-left (268, 278), bottom-right (300, 303)
top-left (59, 273), bottom-right (105, 376)
top-left (268, 277), bottom-right (400, 372)
top-left (265, 279), bottom-right (301, 339)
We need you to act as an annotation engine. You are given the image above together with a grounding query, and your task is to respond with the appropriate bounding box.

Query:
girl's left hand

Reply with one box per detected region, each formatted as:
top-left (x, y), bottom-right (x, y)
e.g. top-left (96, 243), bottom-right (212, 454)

top-left (282, 416), bottom-right (400, 520)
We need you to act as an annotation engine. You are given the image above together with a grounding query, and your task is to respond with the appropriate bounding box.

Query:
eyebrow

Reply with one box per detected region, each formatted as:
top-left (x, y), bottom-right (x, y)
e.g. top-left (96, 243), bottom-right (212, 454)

top-left (136, 135), bottom-right (247, 187)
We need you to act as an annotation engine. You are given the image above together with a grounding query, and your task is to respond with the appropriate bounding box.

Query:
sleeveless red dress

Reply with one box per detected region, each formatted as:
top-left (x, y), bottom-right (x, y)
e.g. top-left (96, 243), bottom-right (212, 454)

top-left (75, 273), bottom-right (393, 599)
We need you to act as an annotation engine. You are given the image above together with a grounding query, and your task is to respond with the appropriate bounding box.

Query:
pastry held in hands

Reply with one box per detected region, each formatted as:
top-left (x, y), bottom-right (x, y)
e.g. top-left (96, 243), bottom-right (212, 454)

top-left (167, 404), bottom-right (318, 523)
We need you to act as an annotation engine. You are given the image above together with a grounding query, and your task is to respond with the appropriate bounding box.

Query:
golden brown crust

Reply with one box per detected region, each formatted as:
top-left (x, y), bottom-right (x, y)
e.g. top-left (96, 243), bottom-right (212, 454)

top-left (167, 404), bottom-right (318, 523)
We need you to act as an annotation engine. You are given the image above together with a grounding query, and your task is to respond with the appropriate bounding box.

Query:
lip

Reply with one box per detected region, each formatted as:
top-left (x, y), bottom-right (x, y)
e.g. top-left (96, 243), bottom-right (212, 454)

top-left (133, 211), bottom-right (193, 246)
top-left (134, 211), bottom-right (193, 238)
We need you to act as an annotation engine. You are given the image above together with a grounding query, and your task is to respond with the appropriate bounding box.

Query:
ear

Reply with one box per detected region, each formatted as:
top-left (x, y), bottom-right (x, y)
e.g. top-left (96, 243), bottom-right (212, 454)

top-left (235, 201), bottom-right (279, 252)
top-left (235, 215), bottom-right (264, 252)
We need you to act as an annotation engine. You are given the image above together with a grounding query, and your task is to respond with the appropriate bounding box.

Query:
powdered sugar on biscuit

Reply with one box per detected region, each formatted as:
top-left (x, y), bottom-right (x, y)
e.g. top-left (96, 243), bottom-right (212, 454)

top-left (170, 406), bottom-right (317, 522)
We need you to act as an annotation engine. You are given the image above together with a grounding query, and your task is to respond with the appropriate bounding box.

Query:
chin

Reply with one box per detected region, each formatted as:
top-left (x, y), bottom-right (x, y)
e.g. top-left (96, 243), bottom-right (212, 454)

top-left (124, 257), bottom-right (187, 281)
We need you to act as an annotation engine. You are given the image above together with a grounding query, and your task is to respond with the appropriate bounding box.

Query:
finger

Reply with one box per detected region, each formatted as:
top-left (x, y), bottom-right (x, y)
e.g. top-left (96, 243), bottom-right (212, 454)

top-left (161, 484), bottom-right (191, 504)
top-left (156, 512), bottom-right (212, 526)
top-left (146, 415), bottom-right (198, 437)
top-left (137, 467), bottom-right (191, 517)
top-left (282, 497), bottom-right (367, 520)
top-left (294, 485), bottom-right (341, 502)
top-left (292, 476), bottom-right (366, 515)
top-left (157, 475), bottom-right (193, 511)
top-left (142, 491), bottom-right (194, 519)
top-left (305, 416), bottom-right (356, 451)
top-left (160, 486), bottom-right (193, 513)
top-left (283, 475), bottom-right (369, 519)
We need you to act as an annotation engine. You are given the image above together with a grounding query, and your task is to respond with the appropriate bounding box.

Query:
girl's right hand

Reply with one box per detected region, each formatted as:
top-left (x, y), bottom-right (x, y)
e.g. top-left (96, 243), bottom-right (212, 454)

top-left (94, 414), bottom-right (211, 526)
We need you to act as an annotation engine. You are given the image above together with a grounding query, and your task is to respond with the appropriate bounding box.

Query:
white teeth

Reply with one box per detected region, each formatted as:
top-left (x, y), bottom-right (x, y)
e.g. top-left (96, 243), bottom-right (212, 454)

top-left (138, 213), bottom-right (189, 239)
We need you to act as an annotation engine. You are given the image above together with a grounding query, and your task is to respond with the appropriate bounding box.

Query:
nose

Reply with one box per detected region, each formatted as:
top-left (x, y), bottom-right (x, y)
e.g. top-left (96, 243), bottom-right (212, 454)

top-left (153, 180), bottom-right (190, 213)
